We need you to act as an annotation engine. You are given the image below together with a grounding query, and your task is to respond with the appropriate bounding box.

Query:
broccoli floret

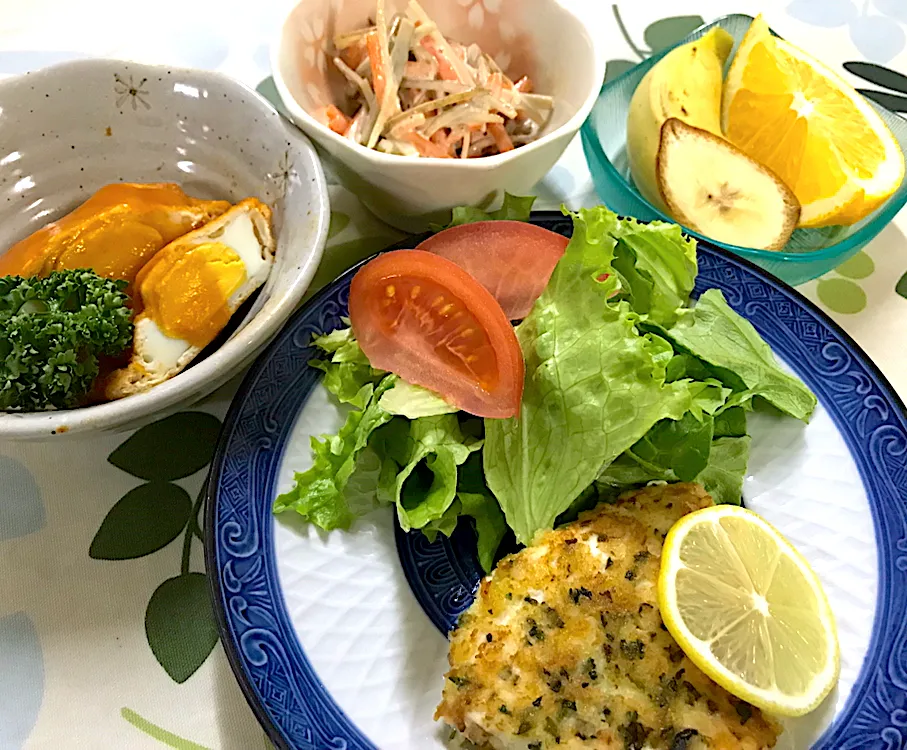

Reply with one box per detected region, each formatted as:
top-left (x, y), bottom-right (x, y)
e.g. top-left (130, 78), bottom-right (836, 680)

top-left (0, 270), bottom-right (134, 410)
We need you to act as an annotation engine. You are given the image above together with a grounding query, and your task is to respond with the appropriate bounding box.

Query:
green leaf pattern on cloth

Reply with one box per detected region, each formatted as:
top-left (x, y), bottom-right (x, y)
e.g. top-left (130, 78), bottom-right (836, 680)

top-left (89, 483), bottom-right (192, 560)
top-left (120, 708), bottom-right (213, 750)
top-left (107, 412), bottom-right (221, 481)
top-left (609, 5), bottom-right (706, 66)
top-left (97, 411), bottom-right (223, 685)
top-left (643, 16), bottom-right (708, 52)
top-left (144, 573), bottom-right (219, 684)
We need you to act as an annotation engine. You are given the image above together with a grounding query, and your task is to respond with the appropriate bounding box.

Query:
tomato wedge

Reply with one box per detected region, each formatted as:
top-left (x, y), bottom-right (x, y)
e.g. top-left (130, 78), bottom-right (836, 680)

top-left (348, 250), bottom-right (524, 418)
top-left (416, 220), bottom-right (568, 320)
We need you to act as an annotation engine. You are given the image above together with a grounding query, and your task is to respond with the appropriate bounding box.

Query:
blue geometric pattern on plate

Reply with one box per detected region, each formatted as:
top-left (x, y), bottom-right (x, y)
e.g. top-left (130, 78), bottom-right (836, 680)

top-left (207, 213), bottom-right (907, 750)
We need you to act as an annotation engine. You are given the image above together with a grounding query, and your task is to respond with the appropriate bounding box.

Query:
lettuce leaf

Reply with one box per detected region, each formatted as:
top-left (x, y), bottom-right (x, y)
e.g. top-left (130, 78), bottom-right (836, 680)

top-left (422, 453), bottom-right (507, 572)
top-left (597, 435), bottom-right (751, 506)
top-left (610, 218), bottom-right (697, 327)
top-left (646, 332), bottom-right (676, 381)
top-left (310, 326), bottom-right (384, 408)
top-left (458, 492), bottom-right (507, 572)
top-left (311, 362), bottom-right (377, 409)
top-left (714, 406), bottom-right (748, 438)
top-left (696, 437), bottom-right (750, 505)
top-left (596, 453), bottom-right (671, 489)
top-left (377, 378), bottom-right (458, 418)
top-left (313, 325), bottom-right (457, 417)
top-left (309, 328), bottom-right (368, 358)
top-left (629, 411), bottom-right (714, 482)
top-left (483, 207), bottom-right (695, 544)
top-left (341, 446), bottom-right (387, 517)
top-left (423, 492), bottom-right (506, 573)
top-left (378, 415), bottom-right (483, 531)
top-left (436, 192), bottom-right (536, 230)
top-left (661, 289), bottom-right (816, 422)
top-left (689, 380), bottom-right (732, 418)
top-left (422, 503), bottom-right (461, 540)
top-left (665, 352), bottom-right (727, 384)
top-left (273, 377), bottom-right (396, 528)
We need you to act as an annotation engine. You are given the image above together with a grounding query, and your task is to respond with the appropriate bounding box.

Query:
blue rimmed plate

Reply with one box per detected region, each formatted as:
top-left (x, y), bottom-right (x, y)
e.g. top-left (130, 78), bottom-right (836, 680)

top-left (206, 213), bottom-right (907, 750)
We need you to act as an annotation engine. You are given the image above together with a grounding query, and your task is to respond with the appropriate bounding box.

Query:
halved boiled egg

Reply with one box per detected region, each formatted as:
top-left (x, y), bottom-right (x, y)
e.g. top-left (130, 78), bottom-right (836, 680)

top-left (105, 198), bottom-right (275, 399)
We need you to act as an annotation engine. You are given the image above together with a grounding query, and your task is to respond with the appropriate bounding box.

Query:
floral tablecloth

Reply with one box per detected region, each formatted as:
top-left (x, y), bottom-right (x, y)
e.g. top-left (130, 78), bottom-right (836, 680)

top-left (1, 1), bottom-right (905, 747)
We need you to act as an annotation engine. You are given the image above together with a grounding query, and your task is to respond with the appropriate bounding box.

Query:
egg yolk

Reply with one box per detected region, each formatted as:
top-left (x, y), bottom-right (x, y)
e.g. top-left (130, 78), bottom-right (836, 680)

top-left (0, 183), bottom-right (231, 290)
top-left (136, 241), bottom-right (247, 349)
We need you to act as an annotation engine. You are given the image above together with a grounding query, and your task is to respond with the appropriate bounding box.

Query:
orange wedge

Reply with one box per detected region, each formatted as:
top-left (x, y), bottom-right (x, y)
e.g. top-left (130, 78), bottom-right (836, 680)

top-left (722, 15), bottom-right (904, 228)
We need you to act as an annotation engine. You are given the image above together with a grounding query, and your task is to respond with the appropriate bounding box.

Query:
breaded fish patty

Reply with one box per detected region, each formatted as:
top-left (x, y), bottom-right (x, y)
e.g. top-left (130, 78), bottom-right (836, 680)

top-left (436, 483), bottom-right (781, 750)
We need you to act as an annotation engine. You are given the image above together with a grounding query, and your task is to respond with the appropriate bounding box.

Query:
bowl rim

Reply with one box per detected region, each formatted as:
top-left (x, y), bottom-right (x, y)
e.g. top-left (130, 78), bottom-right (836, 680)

top-left (583, 12), bottom-right (907, 265)
top-left (0, 58), bottom-right (331, 439)
top-left (270, 0), bottom-right (608, 169)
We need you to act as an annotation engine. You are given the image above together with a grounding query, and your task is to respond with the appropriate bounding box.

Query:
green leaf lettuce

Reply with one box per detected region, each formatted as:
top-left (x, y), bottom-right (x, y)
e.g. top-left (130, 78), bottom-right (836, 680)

top-left (483, 208), bottom-right (695, 544)
top-left (378, 415), bottom-right (482, 530)
top-left (273, 377), bottom-right (396, 528)
top-left (660, 289), bottom-right (816, 422)
top-left (309, 326), bottom-right (384, 408)
top-left (611, 217), bottom-right (697, 327)
top-left (434, 192), bottom-right (536, 231)
top-left (377, 379), bottom-right (458, 419)
top-left (597, 435), bottom-right (751, 506)
top-left (423, 453), bottom-right (507, 572)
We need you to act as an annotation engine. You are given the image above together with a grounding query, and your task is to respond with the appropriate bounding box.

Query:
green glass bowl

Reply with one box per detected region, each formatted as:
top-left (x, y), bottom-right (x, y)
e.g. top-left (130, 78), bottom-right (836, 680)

top-left (580, 13), bottom-right (907, 287)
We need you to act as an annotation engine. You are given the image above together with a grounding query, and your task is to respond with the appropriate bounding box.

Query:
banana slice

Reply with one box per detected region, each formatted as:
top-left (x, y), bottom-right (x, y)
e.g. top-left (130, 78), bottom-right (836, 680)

top-left (626, 27), bottom-right (734, 213)
top-left (656, 118), bottom-right (801, 251)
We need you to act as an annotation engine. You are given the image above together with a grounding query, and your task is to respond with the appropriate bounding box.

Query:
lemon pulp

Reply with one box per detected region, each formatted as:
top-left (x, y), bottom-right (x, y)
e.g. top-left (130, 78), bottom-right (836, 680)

top-left (658, 505), bottom-right (840, 716)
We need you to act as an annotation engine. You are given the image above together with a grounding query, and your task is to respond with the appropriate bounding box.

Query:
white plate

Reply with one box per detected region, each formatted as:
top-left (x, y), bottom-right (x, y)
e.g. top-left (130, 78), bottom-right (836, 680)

top-left (208, 216), bottom-right (907, 750)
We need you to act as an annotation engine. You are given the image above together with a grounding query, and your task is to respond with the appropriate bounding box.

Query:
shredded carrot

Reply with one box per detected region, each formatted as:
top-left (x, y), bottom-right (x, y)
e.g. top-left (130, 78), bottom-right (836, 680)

top-left (420, 37), bottom-right (459, 81)
top-left (340, 39), bottom-right (368, 71)
top-left (366, 31), bottom-right (387, 103)
top-left (316, 105), bottom-right (352, 135)
top-left (514, 75), bottom-right (534, 94)
top-left (488, 72), bottom-right (503, 100)
top-left (488, 122), bottom-right (514, 152)
top-left (431, 128), bottom-right (461, 156)
top-left (326, 2), bottom-right (554, 157)
top-left (404, 131), bottom-right (451, 158)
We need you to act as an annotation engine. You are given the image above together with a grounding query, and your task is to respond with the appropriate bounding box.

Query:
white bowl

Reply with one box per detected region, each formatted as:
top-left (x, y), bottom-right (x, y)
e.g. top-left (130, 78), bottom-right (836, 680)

top-left (271, 0), bottom-right (605, 232)
top-left (0, 59), bottom-right (330, 440)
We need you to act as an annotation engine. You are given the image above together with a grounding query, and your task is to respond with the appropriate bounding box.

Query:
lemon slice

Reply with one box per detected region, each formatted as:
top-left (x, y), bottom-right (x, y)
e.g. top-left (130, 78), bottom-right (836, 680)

top-left (722, 15), bottom-right (905, 228)
top-left (658, 505), bottom-right (839, 716)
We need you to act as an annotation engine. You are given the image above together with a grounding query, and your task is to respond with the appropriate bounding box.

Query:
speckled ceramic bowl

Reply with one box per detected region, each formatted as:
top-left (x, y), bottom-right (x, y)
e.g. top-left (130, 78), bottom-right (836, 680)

top-left (0, 59), bottom-right (330, 440)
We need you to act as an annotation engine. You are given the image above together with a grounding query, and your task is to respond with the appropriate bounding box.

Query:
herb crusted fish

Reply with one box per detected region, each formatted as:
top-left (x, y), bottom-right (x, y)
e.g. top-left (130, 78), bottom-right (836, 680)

top-left (436, 483), bottom-right (781, 750)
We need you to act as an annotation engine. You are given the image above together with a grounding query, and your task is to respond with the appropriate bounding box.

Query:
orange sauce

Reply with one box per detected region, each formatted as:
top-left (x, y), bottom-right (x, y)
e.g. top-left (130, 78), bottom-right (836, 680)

top-left (0, 183), bottom-right (230, 292)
